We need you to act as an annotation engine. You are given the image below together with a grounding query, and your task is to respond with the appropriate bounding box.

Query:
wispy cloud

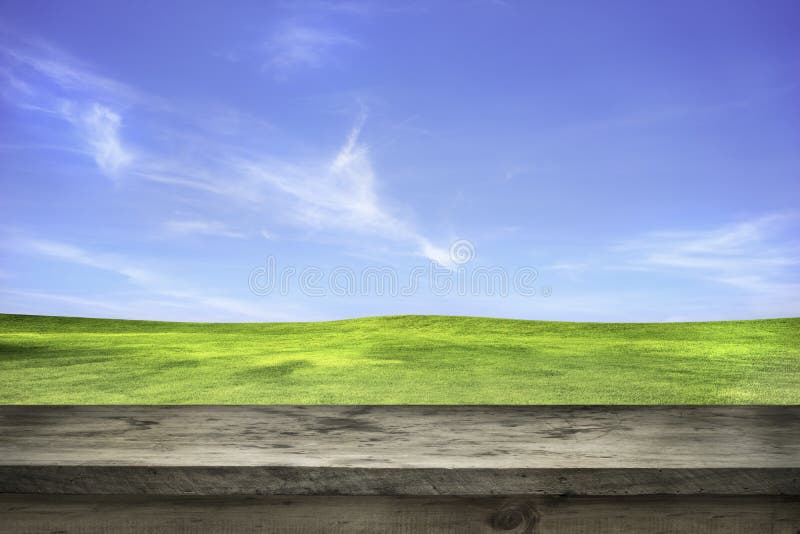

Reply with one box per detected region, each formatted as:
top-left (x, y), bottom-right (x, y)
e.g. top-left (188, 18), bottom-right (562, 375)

top-left (1, 35), bottom-right (452, 266)
top-left (238, 111), bottom-right (452, 264)
top-left (0, 287), bottom-right (309, 322)
top-left (25, 238), bottom-right (163, 286)
top-left (279, 1), bottom-right (375, 17)
top-left (553, 80), bottom-right (800, 139)
top-left (277, 0), bottom-right (430, 17)
top-left (617, 213), bottom-right (799, 291)
top-left (164, 220), bottom-right (246, 239)
top-left (546, 263), bottom-right (589, 272)
top-left (73, 103), bottom-right (134, 175)
top-left (243, 112), bottom-right (394, 234)
top-left (536, 214), bottom-right (800, 320)
top-left (7, 236), bottom-right (292, 321)
top-left (0, 289), bottom-right (127, 314)
top-left (1, 36), bottom-right (138, 178)
top-left (0, 39), bottom-right (140, 102)
top-left (264, 23), bottom-right (359, 76)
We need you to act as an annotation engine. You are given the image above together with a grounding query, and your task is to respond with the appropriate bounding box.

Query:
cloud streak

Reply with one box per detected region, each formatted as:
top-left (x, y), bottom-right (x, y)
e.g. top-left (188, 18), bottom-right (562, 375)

top-left (237, 111), bottom-right (452, 264)
top-left (618, 213), bottom-right (799, 290)
top-left (8, 236), bottom-right (294, 321)
top-left (3, 35), bottom-right (451, 262)
top-left (1, 37), bottom-right (138, 178)
top-left (25, 238), bottom-right (163, 287)
top-left (76, 103), bottom-right (134, 175)
top-left (164, 220), bottom-right (246, 239)
top-left (264, 23), bottom-right (359, 76)
top-left (0, 40), bottom-right (140, 102)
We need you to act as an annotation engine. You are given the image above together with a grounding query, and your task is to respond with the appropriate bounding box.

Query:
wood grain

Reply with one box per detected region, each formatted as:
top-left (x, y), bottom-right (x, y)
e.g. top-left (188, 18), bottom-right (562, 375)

top-left (1, 406), bottom-right (798, 496)
top-left (1, 495), bottom-right (798, 533)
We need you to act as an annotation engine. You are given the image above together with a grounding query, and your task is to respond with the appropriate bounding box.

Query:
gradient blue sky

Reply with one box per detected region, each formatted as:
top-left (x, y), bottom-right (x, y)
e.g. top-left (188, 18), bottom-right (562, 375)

top-left (1, 0), bottom-right (798, 322)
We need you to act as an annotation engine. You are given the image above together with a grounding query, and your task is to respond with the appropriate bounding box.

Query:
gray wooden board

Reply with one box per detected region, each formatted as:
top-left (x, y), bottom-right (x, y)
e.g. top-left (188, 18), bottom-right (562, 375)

top-left (1, 495), bottom-right (799, 534)
top-left (1, 406), bottom-right (798, 496)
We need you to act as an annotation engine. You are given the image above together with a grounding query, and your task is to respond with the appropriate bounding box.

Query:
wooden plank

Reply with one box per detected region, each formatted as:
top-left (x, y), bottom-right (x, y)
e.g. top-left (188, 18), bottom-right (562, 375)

top-left (3, 406), bottom-right (798, 468)
top-left (1, 406), bottom-right (798, 496)
top-left (2, 465), bottom-right (798, 496)
top-left (1, 495), bottom-right (798, 534)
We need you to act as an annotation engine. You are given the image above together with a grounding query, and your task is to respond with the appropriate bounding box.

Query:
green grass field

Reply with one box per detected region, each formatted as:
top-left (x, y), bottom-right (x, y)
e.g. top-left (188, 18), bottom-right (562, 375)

top-left (0, 313), bottom-right (798, 404)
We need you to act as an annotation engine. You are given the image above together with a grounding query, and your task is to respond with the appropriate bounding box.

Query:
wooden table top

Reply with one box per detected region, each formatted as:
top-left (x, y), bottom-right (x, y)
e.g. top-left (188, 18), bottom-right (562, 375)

top-left (1, 405), bottom-right (798, 495)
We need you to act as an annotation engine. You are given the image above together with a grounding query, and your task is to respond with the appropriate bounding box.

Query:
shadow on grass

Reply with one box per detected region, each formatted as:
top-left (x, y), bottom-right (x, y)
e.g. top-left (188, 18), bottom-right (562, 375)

top-left (236, 359), bottom-right (315, 381)
top-left (0, 342), bottom-right (206, 395)
top-left (0, 342), bottom-right (114, 367)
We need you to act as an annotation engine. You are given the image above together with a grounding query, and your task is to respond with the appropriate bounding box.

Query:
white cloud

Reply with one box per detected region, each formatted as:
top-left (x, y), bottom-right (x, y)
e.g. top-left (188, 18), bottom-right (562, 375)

top-left (78, 104), bottom-right (134, 175)
top-left (620, 213), bottom-right (799, 290)
top-left (0, 287), bottom-right (310, 322)
top-left (238, 112), bottom-right (451, 265)
top-left (8, 237), bottom-right (299, 321)
top-left (41, 101), bottom-right (135, 177)
top-left (0, 289), bottom-right (127, 314)
top-left (546, 263), bottom-right (589, 271)
top-left (164, 220), bottom-right (246, 239)
top-left (531, 214), bottom-right (800, 320)
top-left (245, 113), bottom-right (395, 234)
top-left (2, 36), bottom-right (453, 266)
top-left (265, 23), bottom-right (359, 75)
top-left (418, 239), bottom-right (453, 268)
top-left (26, 238), bottom-right (162, 286)
top-left (1, 38), bottom-right (137, 178)
top-left (604, 214), bottom-right (800, 319)
top-left (280, 1), bottom-right (375, 16)
top-left (0, 41), bottom-right (140, 102)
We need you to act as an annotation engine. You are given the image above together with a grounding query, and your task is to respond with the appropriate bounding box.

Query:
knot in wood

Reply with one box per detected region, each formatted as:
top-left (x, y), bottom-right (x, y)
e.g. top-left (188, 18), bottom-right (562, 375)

top-left (492, 502), bottom-right (535, 531)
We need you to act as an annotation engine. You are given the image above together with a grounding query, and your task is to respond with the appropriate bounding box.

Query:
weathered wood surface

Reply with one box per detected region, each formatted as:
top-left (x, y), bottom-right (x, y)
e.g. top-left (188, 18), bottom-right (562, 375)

top-left (1, 406), bottom-right (798, 496)
top-left (1, 495), bottom-right (799, 533)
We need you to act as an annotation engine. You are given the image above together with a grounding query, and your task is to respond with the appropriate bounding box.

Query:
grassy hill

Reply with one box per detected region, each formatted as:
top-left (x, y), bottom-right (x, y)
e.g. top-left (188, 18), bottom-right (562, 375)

top-left (0, 313), bottom-right (798, 404)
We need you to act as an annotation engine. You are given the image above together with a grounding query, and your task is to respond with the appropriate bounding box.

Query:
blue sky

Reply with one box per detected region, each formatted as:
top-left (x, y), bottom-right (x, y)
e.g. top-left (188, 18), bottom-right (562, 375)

top-left (1, 0), bottom-right (798, 322)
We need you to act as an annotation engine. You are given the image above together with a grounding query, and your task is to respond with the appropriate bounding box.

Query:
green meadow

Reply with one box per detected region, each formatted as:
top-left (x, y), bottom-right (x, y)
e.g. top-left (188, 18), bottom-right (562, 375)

top-left (0, 313), bottom-right (798, 404)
